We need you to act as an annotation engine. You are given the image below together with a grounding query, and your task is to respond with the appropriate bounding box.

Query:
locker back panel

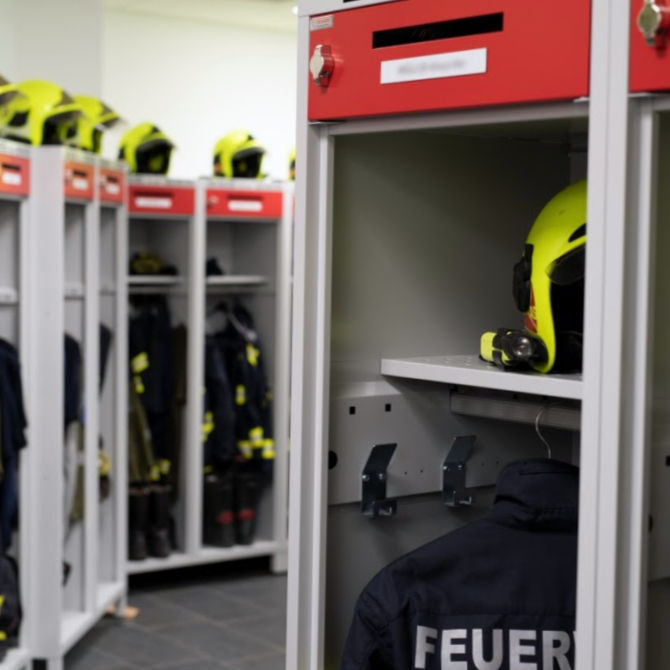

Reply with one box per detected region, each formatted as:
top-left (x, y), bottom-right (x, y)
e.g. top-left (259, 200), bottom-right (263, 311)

top-left (330, 129), bottom-right (573, 383)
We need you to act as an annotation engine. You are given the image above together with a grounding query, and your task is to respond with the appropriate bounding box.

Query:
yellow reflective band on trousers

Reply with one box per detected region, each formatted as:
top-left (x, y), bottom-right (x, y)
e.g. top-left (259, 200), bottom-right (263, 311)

top-left (133, 374), bottom-right (145, 394)
top-left (202, 410), bottom-right (214, 442)
top-left (98, 449), bottom-right (111, 476)
top-left (238, 440), bottom-right (253, 459)
top-left (261, 438), bottom-right (275, 460)
top-left (131, 351), bottom-right (149, 374)
top-left (249, 426), bottom-right (263, 447)
top-left (150, 459), bottom-right (171, 482)
top-left (235, 384), bottom-right (246, 406)
top-left (246, 343), bottom-right (260, 367)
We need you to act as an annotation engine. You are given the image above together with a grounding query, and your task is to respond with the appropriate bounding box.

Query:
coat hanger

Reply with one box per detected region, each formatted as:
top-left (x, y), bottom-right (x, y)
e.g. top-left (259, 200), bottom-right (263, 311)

top-left (534, 403), bottom-right (556, 459)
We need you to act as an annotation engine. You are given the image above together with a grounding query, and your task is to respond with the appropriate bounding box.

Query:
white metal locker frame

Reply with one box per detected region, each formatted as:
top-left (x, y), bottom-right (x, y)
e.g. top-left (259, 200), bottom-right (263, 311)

top-left (25, 148), bottom-right (127, 670)
top-left (0, 139), bottom-right (33, 670)
top-left (126, 177), bottom-right (292, 575)
top-left (96, 157), bottom-right (129, 620)
top-left (287, 1), bottom-right (649, 669)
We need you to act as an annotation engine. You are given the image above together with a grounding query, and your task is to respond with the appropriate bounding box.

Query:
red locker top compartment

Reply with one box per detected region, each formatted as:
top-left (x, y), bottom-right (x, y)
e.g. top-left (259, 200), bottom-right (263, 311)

top-left (206, 188), bottom-right (283, 219)
top-left (99, 167), bottom-right (125, 205)
top-left (128, 183), bottom-right (195, 216)
top-left (64, 161), bottom-right (95, 201)
top-left (630, 0), bottom-right (670, 93)
top-left (0, 153), bottom-right (30, 197)
top-left (307, 0), bottom-right (591, 120)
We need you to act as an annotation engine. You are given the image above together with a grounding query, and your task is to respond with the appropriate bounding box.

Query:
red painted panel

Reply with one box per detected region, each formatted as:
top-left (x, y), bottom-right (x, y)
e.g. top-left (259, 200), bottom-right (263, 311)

top-left (128, 184), bottom-right (195, 216)
top-left (307, 0), bottom-right (590, 120)
top-left (630, 0), bottom-right (670, 92)
top-left (0, 154), bottom-right (30, 197)
top-left (99, 168), bottom-right (126, 204)
top-left (64, 161), bottom-right (95, 201)
top-left (206, 189), bottom-right (283, 219)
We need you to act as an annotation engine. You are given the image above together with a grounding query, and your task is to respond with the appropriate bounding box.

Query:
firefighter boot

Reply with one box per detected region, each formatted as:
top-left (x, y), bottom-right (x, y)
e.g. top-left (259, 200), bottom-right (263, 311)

top-left (203, 472), bottom-right (235, 547)
top-left (234, 471), bottom-right (263, 545)
top-left (147, 484), bottom-right (172, 558)
top-left (128, 486), bottom-right (149, 561)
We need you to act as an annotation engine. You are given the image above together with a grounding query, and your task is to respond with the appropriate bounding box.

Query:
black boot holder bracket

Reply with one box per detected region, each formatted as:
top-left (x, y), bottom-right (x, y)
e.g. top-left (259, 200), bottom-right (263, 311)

top-left (361, 443), bottom-right (398, 518)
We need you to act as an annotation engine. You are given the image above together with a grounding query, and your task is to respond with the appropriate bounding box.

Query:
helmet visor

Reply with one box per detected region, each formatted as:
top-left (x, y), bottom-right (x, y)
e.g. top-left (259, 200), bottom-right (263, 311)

top-left (0, 89), bottom-right (20, 107)
top-left (43, 110), bottom-right (81, 145)
top-left (232, 147), bottom-right (264, 178)
top-left (548, 246), bottom-right (586, 286)
top-left (136, 139), bottom-right (173, 174)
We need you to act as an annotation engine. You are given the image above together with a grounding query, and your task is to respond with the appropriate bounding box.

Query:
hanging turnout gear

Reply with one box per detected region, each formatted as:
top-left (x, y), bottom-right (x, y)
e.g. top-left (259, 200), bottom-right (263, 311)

top-left (0, 80), bottom-right (82, 146)
top-left (342, 459), bottom-right (578, 670)
top-left (216, 303), bottom-right (274, 468)
top-left (118, 122), bottom-right (174, 175)
top-left (0, 340), bottom-right (27, 552)
top-left (480, 180), bottom-right (586, 374)
top-left (74, 95), bottom-right (122, 154)
top-left (128, 296), bottom-right (176, 559)
top-left (0, 553), bottom-right (21, 659)
top-left (212, 129), bottom-right (265, 179)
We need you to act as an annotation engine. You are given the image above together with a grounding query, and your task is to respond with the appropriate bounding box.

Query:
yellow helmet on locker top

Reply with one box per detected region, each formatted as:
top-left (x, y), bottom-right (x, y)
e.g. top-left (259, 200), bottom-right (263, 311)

top-left (74, 95), bottom-right (122, 154)
top-left (0, 80), bottom-right (82, 146)
top-left (118, 122), bottom-right (174, 175)
top-left (481, 180), bottom-right (586, 374)
top-left (213, 129), bottom-right (265, 179)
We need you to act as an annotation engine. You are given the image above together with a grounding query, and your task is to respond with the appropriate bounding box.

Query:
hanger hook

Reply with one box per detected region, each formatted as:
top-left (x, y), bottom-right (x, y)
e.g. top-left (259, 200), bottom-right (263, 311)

top-left (534, 404), bottom-right (553, 460)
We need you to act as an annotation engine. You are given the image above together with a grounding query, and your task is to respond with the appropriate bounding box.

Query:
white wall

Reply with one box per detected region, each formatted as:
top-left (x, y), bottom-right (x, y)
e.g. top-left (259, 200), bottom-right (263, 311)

top-left (0, 0), bottom-right (103, 96)
top-left (102, 10), bottom-right (298, 181)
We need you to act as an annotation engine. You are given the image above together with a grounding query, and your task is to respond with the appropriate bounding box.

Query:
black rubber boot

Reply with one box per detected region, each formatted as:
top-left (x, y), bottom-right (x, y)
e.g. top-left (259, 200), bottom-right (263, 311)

top-left (147, 484), bottom-right (172, 558)
top-left (203, 472), bottom-right (236, 547)
top-left (234, 471), bottom-right (263, 545)
top-left (128, 486), bottom-right (149, 561)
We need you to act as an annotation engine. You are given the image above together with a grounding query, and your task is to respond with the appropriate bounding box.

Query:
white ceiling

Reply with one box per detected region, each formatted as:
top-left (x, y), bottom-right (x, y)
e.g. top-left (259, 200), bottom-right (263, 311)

top-left (104, 0), bottom-right (298, 33)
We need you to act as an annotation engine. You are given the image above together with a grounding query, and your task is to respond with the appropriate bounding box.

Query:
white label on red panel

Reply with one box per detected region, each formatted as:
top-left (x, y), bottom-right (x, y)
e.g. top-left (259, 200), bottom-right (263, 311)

top-left (1, 171), bottom-right (21, 186)
top-left (310, 15), bottom-right (333, 30)
top-left (105, 182), bottom-right (121, 195)
top-left (135, 196), bottom-right (172, 209)
top-left (73, 177), bottom-right (89, 191)
top-left (380, 48), bottom-right (487, 85)
top-left (228, 200), bottom-right (263, 213)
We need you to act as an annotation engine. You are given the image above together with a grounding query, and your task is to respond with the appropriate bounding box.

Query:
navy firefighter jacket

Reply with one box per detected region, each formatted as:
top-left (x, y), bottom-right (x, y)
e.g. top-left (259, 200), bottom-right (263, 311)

top-left (341, 458), bottom-right (578, 670)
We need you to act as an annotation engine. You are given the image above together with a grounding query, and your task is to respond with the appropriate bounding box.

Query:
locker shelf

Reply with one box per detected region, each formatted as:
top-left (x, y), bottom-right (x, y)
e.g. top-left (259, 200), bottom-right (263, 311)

top-left (127, 275), bottom-right (183, 285)
top-left (0, 287), bottom-right (17, 304)
top-left (0, 648), bottom-right (30, 670)
top-left (126, 541), bottom-right (282, 575)
top-left (64, 283), bottom-right (85, 300)
top-left (381, 354), bottom-right (582, 400)
top-left (206, 275), bottom-right (270, 289)
top-left (60, 610), bottom-right (97, 654)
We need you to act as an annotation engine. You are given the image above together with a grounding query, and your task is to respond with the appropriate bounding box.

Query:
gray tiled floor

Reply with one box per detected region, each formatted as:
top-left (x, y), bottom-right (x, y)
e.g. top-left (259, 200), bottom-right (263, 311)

top-left (65, 562), bottom-right (287, 669)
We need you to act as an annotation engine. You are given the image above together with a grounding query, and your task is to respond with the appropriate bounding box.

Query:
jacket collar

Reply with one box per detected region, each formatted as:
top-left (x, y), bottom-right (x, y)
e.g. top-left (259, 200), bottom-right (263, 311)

top-left (485, 458), bottom-right (579, 531)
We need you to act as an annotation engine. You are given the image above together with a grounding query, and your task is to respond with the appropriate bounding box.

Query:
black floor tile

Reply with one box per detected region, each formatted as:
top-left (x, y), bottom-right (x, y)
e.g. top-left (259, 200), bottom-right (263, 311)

top-left (157, 620), bottom-right (277, 663)
top-left (221, 652), bottom-right (286, 670)
top-left (64, 570), bottom-right (287, 670)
